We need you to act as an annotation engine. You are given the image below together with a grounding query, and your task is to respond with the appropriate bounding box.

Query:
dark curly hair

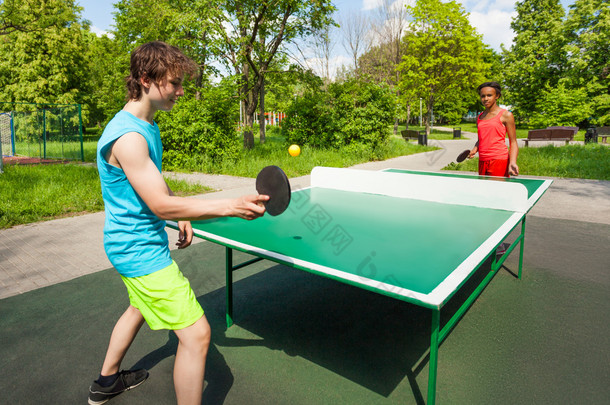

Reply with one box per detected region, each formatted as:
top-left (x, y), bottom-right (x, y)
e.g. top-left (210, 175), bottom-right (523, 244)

top-left (477, 81), bottom-right (502, 97)
top-left (126, 41), bottom-right (198, 101)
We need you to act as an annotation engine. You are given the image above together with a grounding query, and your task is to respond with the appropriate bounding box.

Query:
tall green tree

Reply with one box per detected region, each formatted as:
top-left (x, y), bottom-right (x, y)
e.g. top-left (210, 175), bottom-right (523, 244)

top-left (0, 0), bottom-right (73, 35)
top-left (562, 0), bottom-right (610, 125)
top-left (111, 0), bottom-right (335, 149)
top-left (397, 0), bottom-right (488, 134)
top-left (213, 0), bottom-right (335, 148)
top-left (0, 0), bottom-right (92, 119)
top-left (84, 32), bottom-right (128, 128)
top-left (529, 78), bottom-right (592, 127)
top-left (113, 0), bottom-right (218, 87)
top-left (501, 0), bottom-right (565, 121)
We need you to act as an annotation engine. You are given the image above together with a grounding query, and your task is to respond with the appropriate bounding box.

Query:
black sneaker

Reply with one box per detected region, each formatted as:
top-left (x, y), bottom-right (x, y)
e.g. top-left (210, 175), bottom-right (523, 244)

top-left (88, 369), bottom-right (149, 405)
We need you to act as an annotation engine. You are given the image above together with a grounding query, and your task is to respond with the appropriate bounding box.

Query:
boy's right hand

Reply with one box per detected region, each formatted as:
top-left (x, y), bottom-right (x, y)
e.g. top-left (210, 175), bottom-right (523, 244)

top-left (231, 194), bottom-right (269, 220)
top-left (468, 147), bottom-right (478, 159)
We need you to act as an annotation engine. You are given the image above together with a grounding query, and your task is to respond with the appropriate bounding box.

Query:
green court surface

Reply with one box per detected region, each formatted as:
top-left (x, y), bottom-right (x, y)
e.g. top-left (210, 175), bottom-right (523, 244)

top-left (0, 216), bottom-right (608, 404)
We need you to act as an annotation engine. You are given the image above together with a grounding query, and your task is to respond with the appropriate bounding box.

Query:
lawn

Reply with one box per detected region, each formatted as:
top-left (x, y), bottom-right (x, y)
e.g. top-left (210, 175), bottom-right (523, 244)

top-left (0, 164), bottom-right (212, 229)
top-left (444, 143), bottom-right (610, 180)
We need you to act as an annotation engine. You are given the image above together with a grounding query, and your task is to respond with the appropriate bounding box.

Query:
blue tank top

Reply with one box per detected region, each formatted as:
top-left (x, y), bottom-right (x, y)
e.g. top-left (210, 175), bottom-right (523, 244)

top-left (96, 110), bottom-right (172, 277)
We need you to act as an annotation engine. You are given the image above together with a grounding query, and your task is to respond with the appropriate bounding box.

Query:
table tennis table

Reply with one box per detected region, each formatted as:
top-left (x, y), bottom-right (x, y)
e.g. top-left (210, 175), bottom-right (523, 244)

top-left (168, 167), bottom-right (552, 404)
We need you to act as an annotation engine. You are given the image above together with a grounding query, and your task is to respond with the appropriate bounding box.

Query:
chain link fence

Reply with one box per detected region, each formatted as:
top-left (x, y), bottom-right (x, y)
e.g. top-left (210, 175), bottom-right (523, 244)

top-left (0, 102), bottom-right (84, 162)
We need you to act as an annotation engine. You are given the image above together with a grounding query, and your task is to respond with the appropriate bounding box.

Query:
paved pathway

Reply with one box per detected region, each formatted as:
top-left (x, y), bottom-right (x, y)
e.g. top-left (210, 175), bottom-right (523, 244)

top-left (1, 129), bottom-right (608, 299)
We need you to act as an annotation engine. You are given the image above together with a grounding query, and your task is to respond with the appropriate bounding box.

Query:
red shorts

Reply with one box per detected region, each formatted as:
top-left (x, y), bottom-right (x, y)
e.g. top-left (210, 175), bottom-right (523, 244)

top-left (479, 159), bottom-right (509, 177)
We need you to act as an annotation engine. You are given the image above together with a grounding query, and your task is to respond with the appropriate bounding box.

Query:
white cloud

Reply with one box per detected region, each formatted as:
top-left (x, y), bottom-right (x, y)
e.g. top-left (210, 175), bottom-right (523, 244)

top-left (362, 0), bottom-right (383, 10)
top-left (363, 0), bottom-right (414, 11)
top-left (469, 9), bottom-right (516, 51)
top-left (90, 25), bottom-right (114, 38)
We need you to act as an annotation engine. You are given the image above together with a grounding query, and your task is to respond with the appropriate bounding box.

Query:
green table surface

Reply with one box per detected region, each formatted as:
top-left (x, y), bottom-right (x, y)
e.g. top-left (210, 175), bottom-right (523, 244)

top-left (189, 187), bottom-right (518, 306)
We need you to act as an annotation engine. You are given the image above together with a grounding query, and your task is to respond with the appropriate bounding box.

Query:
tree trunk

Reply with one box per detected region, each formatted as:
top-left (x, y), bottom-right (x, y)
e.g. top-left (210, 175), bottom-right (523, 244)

top-left (241, 63), bottom-right (255, 149)
top-left (393, 85), bottom-right (400, 135)
top-left (426, 95), bottom-right (434, 136)
top-left (259, 77), bottom-right (266, 144)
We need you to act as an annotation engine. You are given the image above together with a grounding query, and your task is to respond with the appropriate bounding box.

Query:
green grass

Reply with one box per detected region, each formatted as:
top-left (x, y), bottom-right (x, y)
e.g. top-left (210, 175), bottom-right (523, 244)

top-left (444, 144), bottom-right (610, 180)
top-left (0, 164), bottom-right (212, 229)
top-left (13, 140), bottom-right (97, 162)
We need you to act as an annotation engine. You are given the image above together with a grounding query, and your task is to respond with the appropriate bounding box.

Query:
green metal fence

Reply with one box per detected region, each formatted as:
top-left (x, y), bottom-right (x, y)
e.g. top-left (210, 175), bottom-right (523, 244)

top-left (0, 102), bottom-right (84, 162)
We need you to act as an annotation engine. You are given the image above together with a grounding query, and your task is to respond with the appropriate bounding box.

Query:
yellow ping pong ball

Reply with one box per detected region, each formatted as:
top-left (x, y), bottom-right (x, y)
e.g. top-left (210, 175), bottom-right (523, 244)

top-left (288, 144), bottom-right (301, 157)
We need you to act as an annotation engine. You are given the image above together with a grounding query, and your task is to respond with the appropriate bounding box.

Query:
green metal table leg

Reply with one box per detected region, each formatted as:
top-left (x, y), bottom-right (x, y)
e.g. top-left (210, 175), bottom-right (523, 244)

top-left (226, 247), bottom-right (233, 328)
top-left (518, 217), bottom-right (526, 279)
top-left (427, 309), bottom-right (440, 405)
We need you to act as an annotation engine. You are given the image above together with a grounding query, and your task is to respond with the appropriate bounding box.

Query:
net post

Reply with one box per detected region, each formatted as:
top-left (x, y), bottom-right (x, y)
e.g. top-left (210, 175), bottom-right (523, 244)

top-left (78, 103), bottom-right (84, 162)
top-left (0, 131), bottom-right (3, 174)
top-left (427, 309), bottom-right (440, 405)
top-left (518, 217), bottom-right (526, 279)
top-left (226, 247), bottom-right (234, 328)
top-left (43, 108), bottom-right (47, 159)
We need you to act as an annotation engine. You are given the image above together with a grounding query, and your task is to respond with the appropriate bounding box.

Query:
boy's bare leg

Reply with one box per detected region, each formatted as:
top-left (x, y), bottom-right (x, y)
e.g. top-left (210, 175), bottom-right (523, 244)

top-left (100, 305), bottom-right (146, 375)
top-left (173, 315), bottom-right (211, 405)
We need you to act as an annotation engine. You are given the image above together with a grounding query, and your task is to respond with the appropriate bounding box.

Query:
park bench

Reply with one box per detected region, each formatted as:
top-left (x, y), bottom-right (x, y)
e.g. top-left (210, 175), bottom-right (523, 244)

top-left (523, 126), bottom-right (577, 147)
top-left (401, 129), bottom-right (419, 141)
top-left (401, 129), bottom-right (427, 146)
top-left (596, 126), bottom-right (610, 143)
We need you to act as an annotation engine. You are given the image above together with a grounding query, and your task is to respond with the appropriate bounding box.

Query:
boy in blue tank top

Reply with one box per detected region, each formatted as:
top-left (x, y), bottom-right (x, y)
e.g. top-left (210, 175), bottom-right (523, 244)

top-left (88, 41), bottom-right (268, 405)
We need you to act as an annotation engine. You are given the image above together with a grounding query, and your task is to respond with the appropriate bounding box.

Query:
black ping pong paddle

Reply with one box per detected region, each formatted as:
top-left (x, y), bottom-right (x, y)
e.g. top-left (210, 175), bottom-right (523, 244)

top-left (456, 149), bottom-right (470, 163)
top-left (256, 165), bottom-right (291, 216)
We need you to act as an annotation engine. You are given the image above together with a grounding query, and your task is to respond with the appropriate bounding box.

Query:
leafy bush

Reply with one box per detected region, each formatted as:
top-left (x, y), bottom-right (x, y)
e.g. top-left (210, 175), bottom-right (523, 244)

top-left (156, 84), bottom-right (240, 170)
top-left (283, 79), bottom-right (395, 150)
top-left (282, 90), bottom-right (338, 148)
top-left (330, 79), bottom-right (395, 148)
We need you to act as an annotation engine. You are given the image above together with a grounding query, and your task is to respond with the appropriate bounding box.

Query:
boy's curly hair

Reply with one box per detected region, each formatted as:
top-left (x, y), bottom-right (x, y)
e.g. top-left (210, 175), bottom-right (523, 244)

top-left (126, 41), bottom-right (198, 101)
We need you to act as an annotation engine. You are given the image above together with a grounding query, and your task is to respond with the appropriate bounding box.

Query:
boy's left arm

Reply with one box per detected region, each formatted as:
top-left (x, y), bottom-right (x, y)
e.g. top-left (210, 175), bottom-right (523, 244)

top-left (504, 111), bottom-right (519, 176)
top-left (166, 183), bottom-right (193, 249)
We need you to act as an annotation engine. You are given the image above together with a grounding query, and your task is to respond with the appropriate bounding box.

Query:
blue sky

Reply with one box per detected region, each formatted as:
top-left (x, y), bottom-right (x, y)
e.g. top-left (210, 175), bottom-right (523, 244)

top-left (77, 0), bottom-right (576, 76)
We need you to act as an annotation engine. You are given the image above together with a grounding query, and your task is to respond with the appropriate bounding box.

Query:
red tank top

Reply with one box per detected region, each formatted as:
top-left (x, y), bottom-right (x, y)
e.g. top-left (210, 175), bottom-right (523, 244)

top-left (477, 109), bottom-right (508, 161)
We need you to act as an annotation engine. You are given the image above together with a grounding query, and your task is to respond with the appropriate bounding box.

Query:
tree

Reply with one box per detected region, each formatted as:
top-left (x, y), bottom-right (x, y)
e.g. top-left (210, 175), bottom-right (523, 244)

top-left (113, 0), bottom-right (218, 88)
top-left (310, 22), bottom-right (336, 86)
top-left (529, 78), bottom-right (592, 127)
top-left (398, 0), bottom-right (489, 135)
top-left (212, 0), bottom-right (335, 148)
top-left (464, 46), bottom-right (503, 115)
top-left (370, 0), bottom-right (409, 135)
top-left (84, 32), bottom-right (128, 128)
top-left (0, 0), bottom-right (93, 119)
top-left (562, 0), bottom-right (610, 125)
top-left (340, 9), bottom-right (370, 72)
top-left (0, 0), bottom-right (73, 36)
top-left (501, 0), bottom-right (565, 121)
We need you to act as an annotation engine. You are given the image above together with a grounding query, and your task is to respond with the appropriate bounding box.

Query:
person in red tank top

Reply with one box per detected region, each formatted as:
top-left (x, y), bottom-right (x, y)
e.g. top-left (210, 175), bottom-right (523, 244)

top-left (467, 82), bottom-right (519, 177)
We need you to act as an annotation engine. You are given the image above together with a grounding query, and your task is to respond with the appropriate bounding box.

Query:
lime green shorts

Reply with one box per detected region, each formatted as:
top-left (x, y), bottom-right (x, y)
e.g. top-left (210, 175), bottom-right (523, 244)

top-left (121, 261), bottom-right (204, 331)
